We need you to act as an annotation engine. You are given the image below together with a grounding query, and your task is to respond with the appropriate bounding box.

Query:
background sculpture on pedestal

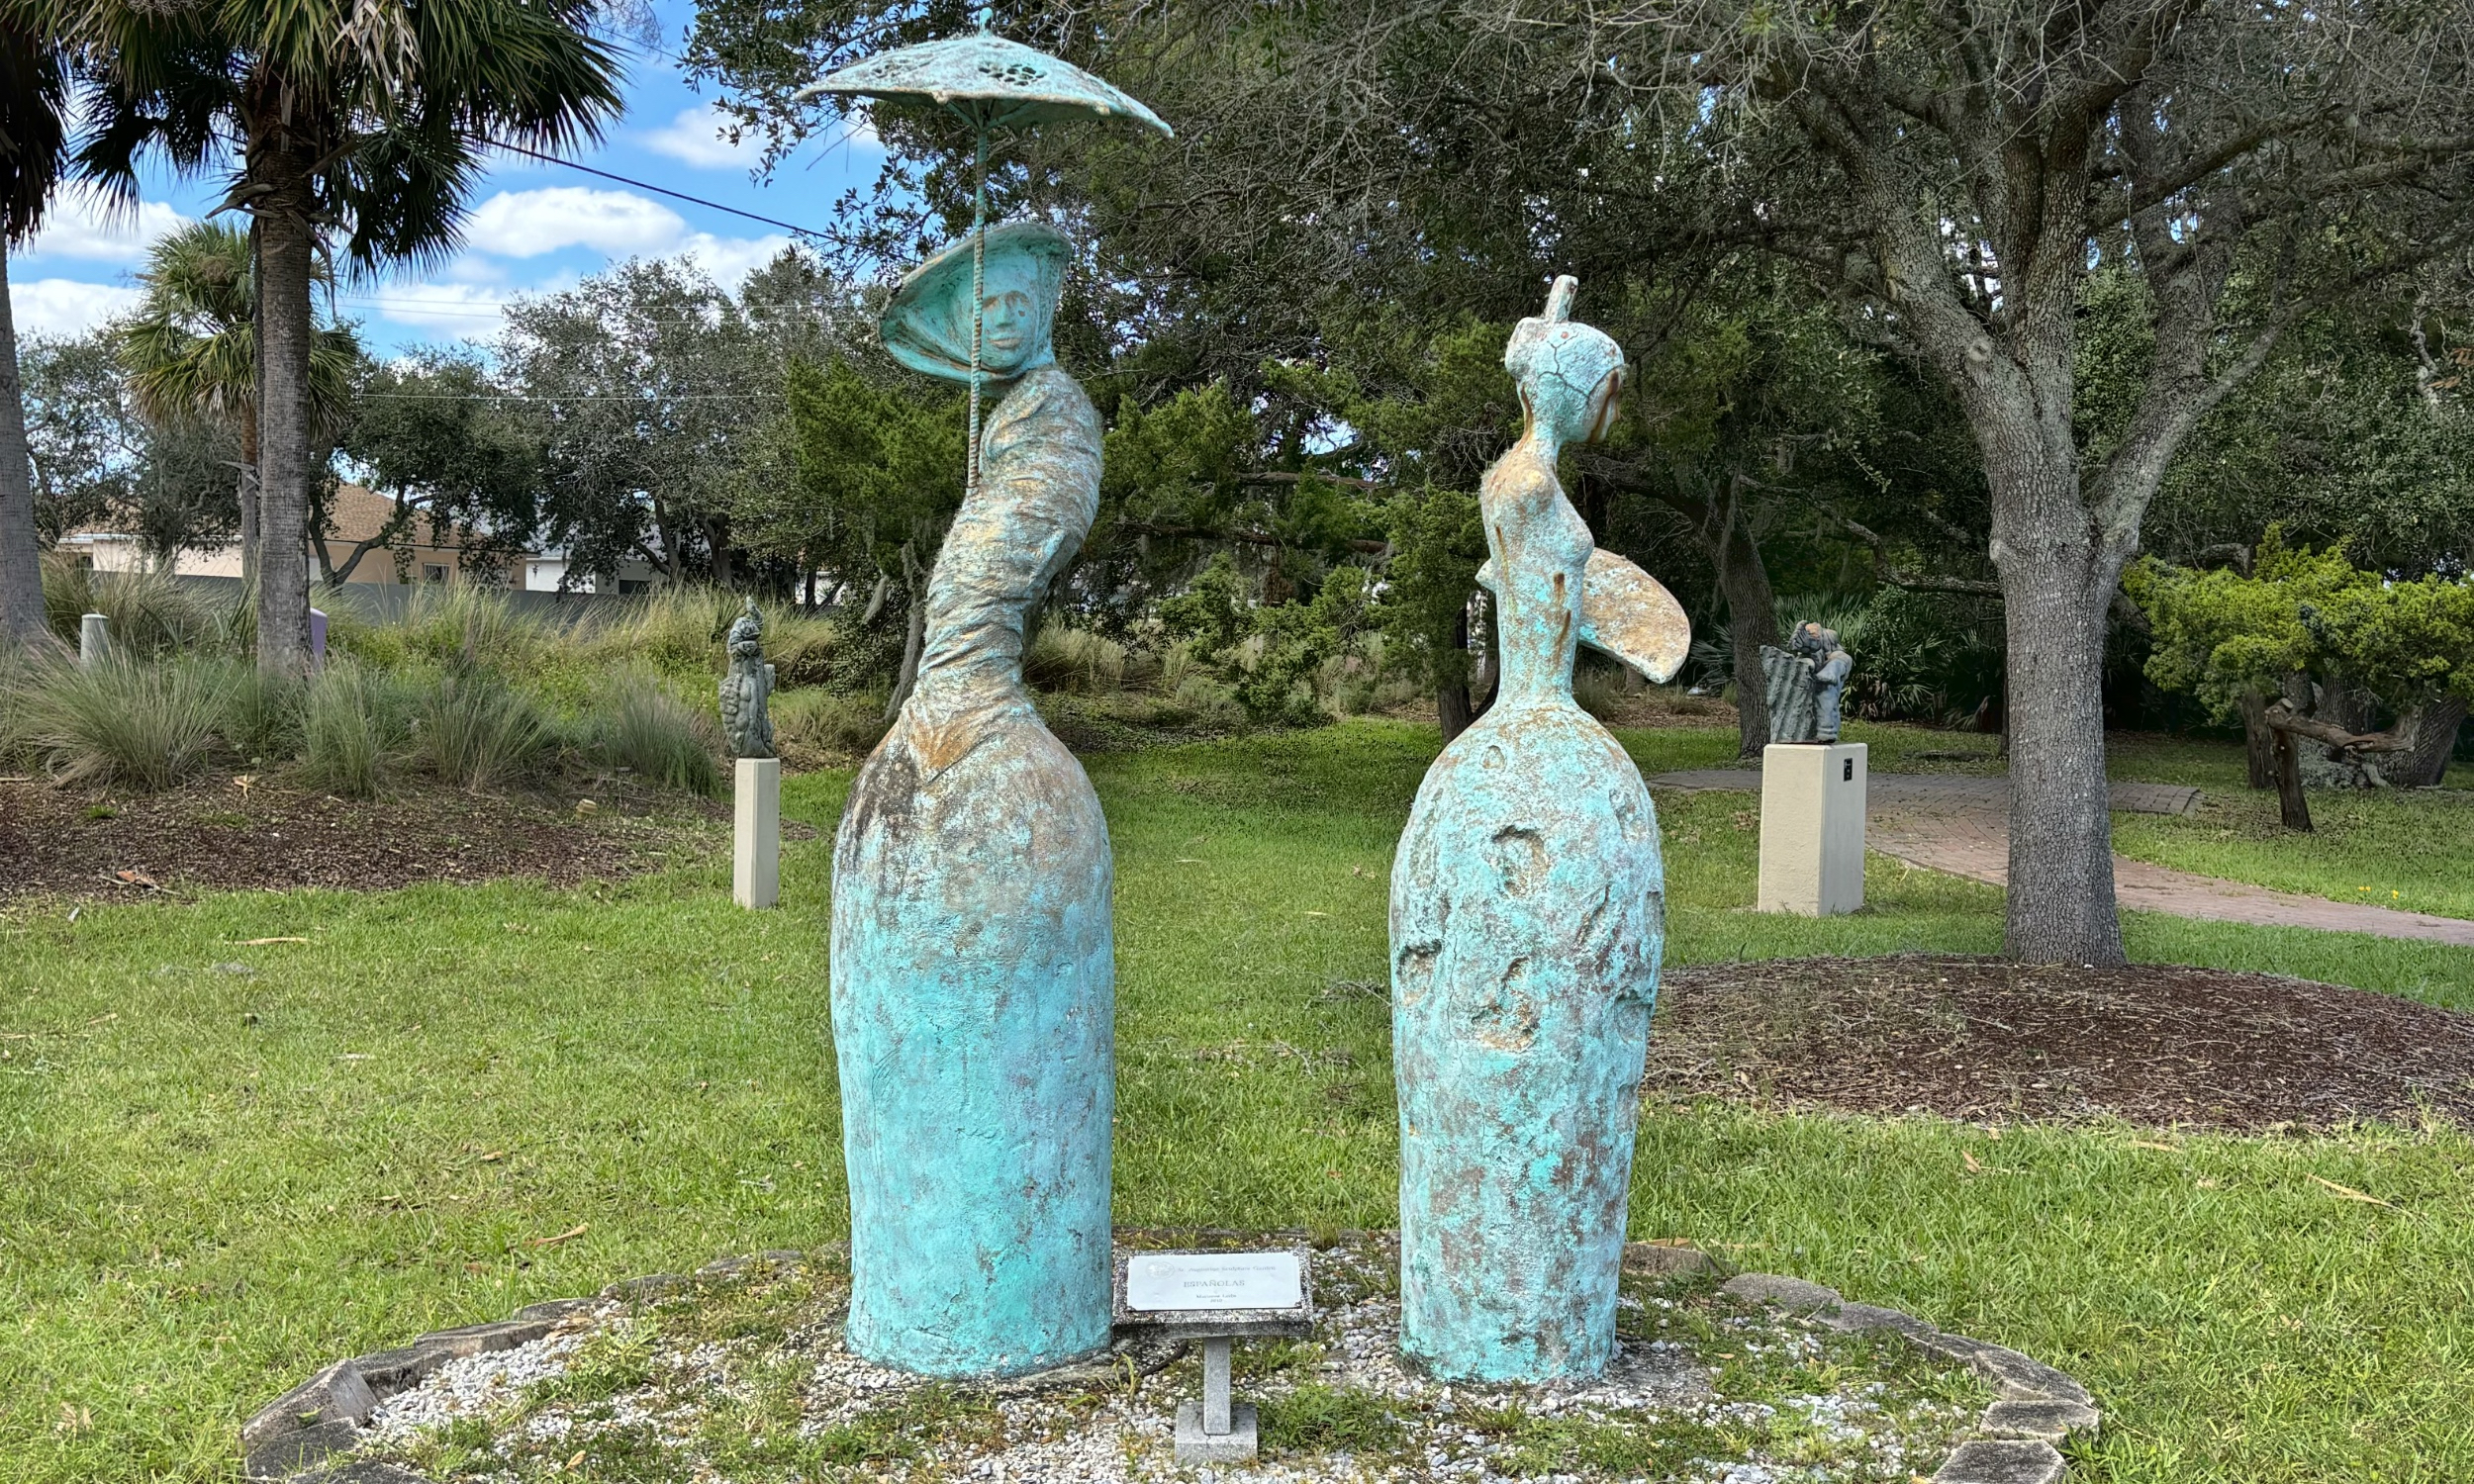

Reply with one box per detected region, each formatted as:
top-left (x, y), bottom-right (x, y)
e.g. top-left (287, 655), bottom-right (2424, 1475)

top-left (718, 599), bottom-right (775, 759)
top-left (1761, 621), bottom-right (1854, 744)
top-left (827, 222), bottom-right (1116, 1378)
top-left (1390, 276), bottom-right (1689, 1385)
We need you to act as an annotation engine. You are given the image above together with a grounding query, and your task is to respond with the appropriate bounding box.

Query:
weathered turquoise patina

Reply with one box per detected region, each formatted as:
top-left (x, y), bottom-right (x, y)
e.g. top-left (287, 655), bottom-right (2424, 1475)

top-left (1391, 277), bottom-right (1690, 1384)
top-left (828, 222), bottom-right (1115, 1378)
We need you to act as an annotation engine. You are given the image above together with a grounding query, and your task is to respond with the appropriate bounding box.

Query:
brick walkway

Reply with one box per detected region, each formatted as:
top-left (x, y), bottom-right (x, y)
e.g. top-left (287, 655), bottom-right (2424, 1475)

top-left (1648, 769), bottom-right (2474, 947)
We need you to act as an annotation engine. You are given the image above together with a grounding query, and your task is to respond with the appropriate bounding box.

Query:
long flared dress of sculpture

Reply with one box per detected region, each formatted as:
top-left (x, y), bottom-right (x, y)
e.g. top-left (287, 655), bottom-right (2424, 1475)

top-left (1391, 277), bottom-right (1691, 1384)
top-left (828, 223), bottom-right (1115, 1377)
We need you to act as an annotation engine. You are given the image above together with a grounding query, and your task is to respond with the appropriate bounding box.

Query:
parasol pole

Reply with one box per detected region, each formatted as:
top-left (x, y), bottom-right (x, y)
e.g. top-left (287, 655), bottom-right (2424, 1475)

top-left (967, 126), bottom-right (987, 500)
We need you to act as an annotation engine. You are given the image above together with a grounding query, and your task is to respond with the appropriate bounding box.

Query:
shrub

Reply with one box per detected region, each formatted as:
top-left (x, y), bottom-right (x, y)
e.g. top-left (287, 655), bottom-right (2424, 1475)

top-left (26, 655), bottom-right (232, 790)
top-left (595, 677), bottom-right (720, 795)
top-left (414, 672), bottom-right (552, 791)
top-left (774, 687), bottom-right (891, 764)
top-left (300, 661), bottom-right (412, 798)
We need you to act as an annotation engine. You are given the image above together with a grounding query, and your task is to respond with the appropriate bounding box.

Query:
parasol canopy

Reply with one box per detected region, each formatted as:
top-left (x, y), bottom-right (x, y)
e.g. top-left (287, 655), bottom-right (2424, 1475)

top-left (796, 30), bottom-right (1171, 138)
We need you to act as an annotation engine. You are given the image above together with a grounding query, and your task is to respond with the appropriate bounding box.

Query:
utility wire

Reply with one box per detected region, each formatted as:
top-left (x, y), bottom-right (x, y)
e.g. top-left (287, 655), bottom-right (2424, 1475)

top-left (488, 139), bottom-right (827, 240)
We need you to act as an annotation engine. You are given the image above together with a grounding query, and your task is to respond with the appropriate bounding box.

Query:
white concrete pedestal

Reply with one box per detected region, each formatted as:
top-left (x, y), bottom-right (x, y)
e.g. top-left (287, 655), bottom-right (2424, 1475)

top-left (1757, 742), bottom-right (1866, 916)
top-left (79, 612), bottom-right (109, 667)
top-left (733, 757), bottom-right (781, 909)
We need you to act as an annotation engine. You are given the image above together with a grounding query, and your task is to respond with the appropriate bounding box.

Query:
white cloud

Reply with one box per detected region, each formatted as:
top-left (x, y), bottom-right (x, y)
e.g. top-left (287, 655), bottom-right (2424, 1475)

top-left (463, 186), bottom-right (686, 257)
top-left (11, 278), bottom-right (143, 338)
top-left (642, 103), bottom-right (764, 170)
top-left (19, 189), bottom-right (191, 265)
top-left (678, 231), bottom-right (797, 287)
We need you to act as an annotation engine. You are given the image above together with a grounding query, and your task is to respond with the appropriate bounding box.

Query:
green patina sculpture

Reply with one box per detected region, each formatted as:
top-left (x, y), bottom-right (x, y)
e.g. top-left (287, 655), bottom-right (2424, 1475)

top-left (1391, 276), bottom-right (1691, 1384)
top-left (719, 599), bottom-right (776, 760)
top-left (828, 222), bottom-right (1117, 1378)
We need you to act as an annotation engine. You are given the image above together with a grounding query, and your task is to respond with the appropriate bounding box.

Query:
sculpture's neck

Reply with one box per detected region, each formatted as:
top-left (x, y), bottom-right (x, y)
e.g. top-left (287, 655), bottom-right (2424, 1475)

top-left (1486, 429), bottom-right (1585, 705)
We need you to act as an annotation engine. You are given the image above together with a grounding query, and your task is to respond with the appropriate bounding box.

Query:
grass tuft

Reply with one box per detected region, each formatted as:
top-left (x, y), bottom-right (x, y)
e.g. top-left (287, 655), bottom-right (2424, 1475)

top-left (23, 655), bottom-right (231, 789)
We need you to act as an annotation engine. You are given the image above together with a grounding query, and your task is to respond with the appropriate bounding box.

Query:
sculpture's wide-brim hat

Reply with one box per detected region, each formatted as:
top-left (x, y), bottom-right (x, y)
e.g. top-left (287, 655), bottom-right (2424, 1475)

top-left (880, 220), bottom-right (1073, 382)
top-left (796, 31), bottom-right (1172, 138)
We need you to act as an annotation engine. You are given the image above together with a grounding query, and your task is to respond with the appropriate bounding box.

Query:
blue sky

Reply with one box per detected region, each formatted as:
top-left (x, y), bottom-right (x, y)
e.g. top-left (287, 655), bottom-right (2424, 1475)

top-left (7, 2), bottom-right (885, 356)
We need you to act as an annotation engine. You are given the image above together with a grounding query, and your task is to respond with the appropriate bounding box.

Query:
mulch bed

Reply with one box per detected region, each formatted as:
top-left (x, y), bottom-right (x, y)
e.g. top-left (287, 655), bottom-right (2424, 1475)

top-left (0, 772), bottom-right (740, 902)
top-left (1647, 954), bottom-right (2474, 1130)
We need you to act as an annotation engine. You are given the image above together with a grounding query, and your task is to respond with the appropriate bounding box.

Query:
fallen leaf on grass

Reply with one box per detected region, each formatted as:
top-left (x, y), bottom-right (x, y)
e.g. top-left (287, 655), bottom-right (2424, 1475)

top-left (2129, 1140), bottom-right (2181, 1153)
top-left (112, 869), bottom-right (160, 889)
top-left (1962, 1150), bottom-right (1983, 1173)
top-left (232, 937), bottom-right (310, 946)
top-left (2311, 1175), bottom-right (2396, 1209)
top-left (565, 1449), bottom-right (587, 1470)
top-left (523, 1224), bottom-right (589, 1250)
top-left (477, 1150), bottom-right (507, 1163)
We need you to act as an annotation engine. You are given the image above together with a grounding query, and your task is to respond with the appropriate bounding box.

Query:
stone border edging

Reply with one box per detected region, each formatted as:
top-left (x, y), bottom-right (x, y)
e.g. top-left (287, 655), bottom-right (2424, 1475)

top-left (241, 1245), bottom-right (2101, 1484)
top-left (238, 1251), bottom-right (805, 1483)
top-left (1712, 1268), bottom-right (2100, 1484)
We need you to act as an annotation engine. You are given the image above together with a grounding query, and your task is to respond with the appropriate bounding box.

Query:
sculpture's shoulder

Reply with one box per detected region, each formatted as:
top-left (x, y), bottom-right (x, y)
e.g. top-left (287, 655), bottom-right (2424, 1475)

top-left (1478, 444), bottom-right (1561, 507)
top-left (991, 364), bottom-right (1101, 451)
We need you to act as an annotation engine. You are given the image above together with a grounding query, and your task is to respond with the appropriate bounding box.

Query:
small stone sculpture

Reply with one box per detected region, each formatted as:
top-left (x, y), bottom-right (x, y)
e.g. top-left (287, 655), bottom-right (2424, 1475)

top-left (718, 599), bottom-right (776, 759)
top-left (1761, 621), bottom-right (1854, 744)
top-left (829, 222), bottom-right (1115, 1378)
top-left (1390, 276), bottom-right (1690, 1385)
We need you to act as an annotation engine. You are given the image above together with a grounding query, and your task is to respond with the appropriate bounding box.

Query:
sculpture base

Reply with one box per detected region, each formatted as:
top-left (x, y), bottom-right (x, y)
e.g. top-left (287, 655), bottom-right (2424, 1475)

top-left (1757, 743), bottom-right (1865, 916)
top-left (733, 757), bottom-right (781, 909)
top-left (1174, 1401), bottom-right (1258, 1464)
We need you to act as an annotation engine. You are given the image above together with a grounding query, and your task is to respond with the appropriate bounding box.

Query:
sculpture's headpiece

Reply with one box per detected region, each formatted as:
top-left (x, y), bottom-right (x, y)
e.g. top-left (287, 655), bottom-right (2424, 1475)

top-left (727, 598), bottom-right (763, 657)
top-left (1503, 275), bottom-right (1626, 442)
top-left (880, 221), bottom-right (1072, 383)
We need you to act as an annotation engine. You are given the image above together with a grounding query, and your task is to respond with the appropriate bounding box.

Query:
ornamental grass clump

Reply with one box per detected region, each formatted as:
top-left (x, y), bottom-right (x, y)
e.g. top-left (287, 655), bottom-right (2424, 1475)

top-left (41, 558), bottom-right (227, 659)
top-left (299, 661), bottom-right (414, 798)
top-left (25, 655), bottom-right (232, 790)
top-left (414, 671), bottom-right (553, 792)
top-left (596, 676), bottom-right (720, 796)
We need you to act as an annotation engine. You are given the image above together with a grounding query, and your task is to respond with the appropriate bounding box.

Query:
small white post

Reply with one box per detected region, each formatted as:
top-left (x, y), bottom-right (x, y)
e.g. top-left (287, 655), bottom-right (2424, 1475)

top-left (1757, 742), bottom-right (1867, 915)
top-left (78, 612), bottom-right (109, 667)
top-left (1201, 1338), bottom-right (1232, 1435)
top-left (733, 756), bottom-right (782, 909)
top-left (308, 606), bottom-right (328, 670)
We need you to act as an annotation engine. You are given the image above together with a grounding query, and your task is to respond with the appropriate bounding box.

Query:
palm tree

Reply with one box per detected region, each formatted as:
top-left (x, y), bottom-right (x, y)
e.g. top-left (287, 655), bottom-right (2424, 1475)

top-left (119, 220), bottom-right (356, 584)
top-left (77, 1), bottom-right (622, 671)
top-left (0, 1), bottom-right (69, 648)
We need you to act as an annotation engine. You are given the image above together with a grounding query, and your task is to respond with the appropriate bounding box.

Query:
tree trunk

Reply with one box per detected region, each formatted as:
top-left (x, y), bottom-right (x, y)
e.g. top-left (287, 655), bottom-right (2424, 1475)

top-left (1714, 514), bottom-right (1777, 757)
top-left (2271, 726), bottom-right (2313, 830)
top-left (0, 244), bottom-right (48, 648)
top-left (251, 144), bottom-right (316, 672)
top-left (2236, 690), bottom-right (2275, 789)
top-left (1437, 605), bottom-right (1488, 743)
top-left (242, 222), bottom-right (263, 588)
top-left (1993, 474), bottom-right (2124, 965)
top-left (2392, 695), bottom-right (2467, 788)
top-left (883, 543), bottom-right (926, 720)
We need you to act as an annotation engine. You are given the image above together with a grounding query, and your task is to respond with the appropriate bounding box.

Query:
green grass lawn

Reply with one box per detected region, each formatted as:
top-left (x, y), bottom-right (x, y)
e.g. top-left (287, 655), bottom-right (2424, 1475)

top-left (5, 719), bottom-right (2472, 1483)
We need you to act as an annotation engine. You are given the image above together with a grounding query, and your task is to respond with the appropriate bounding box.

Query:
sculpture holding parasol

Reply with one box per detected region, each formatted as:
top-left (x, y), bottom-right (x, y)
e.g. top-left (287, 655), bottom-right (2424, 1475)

top-left (796, 26), bottom-right (1170, 499)
top-left (809, 26), bottom-right (1167, 1381)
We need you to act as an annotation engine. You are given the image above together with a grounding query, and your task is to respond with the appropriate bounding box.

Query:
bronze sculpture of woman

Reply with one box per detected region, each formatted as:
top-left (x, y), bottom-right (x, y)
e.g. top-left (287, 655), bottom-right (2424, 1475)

top-left (828, 222), bottom-right (1115, 1377)
top-left (1390, 276), bottom-right (1689, 1383)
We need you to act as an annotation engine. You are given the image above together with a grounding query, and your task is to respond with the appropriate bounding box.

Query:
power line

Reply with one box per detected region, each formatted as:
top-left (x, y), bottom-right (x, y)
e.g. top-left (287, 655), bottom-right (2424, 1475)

top-left (489, 139), bottom-right (828, 241)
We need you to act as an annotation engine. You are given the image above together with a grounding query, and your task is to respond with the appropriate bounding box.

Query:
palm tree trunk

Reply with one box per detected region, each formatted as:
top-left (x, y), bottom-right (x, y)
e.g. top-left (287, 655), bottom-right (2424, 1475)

top-left (251, 147), bottom-right (315, 671)
top-left (0, 243), bottom-right (48, 647)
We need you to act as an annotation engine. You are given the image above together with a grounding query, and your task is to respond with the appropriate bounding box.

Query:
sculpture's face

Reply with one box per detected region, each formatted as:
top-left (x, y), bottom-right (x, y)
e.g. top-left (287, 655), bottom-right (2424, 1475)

top-left (979, 286), bottom-right (1039, 377)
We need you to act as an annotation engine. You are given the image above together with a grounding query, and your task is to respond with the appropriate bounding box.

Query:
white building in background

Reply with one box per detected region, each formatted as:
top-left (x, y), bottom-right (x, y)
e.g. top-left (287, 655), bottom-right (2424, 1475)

top-left (520, 552), bottom-right (664, 595)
